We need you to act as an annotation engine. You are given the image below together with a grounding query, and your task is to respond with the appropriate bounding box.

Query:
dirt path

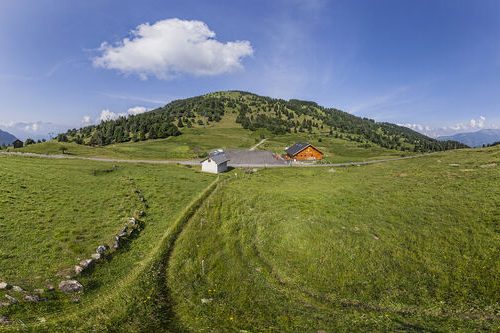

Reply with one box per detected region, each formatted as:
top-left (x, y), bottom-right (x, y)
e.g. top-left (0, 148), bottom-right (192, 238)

top-left (249, 138), bottom-right (267, 151)
top-left (1, 151), bottom-right (428, 168)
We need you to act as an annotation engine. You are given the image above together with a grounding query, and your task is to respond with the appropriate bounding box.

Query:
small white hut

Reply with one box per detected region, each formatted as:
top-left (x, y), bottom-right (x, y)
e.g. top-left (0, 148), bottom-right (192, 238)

top-left (201, 149), bottom-right (229, 174)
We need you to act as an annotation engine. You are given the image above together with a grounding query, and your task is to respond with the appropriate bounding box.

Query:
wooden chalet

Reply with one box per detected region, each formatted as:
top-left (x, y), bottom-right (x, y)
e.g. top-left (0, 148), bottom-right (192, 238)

top-left (285, 142), bottom-right (323, 161)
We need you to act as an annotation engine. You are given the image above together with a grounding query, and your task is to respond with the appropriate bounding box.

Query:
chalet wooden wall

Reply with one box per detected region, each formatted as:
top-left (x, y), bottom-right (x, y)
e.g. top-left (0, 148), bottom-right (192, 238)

top-left (294, 146), bottom-right (323, 160)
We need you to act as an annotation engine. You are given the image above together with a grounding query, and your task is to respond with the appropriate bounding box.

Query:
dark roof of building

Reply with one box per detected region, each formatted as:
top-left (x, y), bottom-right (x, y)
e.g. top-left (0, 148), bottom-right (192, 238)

top-left (202, 150), bottom-right (229, 165)
top-left (285, 142), bottom-right (323, 156)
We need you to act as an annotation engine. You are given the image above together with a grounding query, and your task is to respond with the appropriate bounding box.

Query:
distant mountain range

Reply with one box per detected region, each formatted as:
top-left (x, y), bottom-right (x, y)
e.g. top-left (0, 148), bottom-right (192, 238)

top-left (438, 129), bottom-right (500, 147)
top-left (0, 129), bottom-right (17, 146)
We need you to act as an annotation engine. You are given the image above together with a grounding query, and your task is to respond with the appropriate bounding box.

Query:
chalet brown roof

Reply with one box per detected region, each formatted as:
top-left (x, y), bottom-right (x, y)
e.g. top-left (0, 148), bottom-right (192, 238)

top-left (285, 142), bottom-right (323, 156)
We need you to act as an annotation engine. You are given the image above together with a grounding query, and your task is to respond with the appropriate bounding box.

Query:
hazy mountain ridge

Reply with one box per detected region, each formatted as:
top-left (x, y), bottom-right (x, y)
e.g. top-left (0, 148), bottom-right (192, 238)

top-left (0, 129), bottom-right (18, 146)
top-left (438, 129), bottom-right (500, 147)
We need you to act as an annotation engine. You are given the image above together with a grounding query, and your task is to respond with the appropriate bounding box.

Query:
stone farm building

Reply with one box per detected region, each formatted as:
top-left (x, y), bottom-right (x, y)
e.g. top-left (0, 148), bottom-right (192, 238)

top-left (285, 142), bottom-right (324, 161)
top-left (201, 150), bottom-right (229, 174)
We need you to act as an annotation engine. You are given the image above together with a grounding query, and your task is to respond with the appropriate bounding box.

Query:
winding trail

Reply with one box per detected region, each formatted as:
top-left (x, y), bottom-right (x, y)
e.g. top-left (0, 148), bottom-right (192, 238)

top-left (249, 138), bottom-right (267, 151)
top-left (0, 151), bottom-right (429, 168)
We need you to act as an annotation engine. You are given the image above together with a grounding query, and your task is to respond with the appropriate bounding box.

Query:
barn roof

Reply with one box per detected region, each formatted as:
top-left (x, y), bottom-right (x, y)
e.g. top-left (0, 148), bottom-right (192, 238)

top-left (202, 150), bottom-right (229, 165)
top-left (285, 142), bottom-right (323, 156)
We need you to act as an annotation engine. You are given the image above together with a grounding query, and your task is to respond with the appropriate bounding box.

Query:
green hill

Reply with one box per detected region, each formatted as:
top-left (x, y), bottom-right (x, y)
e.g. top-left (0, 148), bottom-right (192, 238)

top-left (59, 91), bottom-right (467, 153)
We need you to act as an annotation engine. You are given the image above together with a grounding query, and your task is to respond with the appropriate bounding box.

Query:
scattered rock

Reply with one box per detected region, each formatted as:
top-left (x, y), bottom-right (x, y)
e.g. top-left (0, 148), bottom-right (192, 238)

top-left (71, 297), bottom-right (80, 303)
top-left (138, 211), bottom-right (145, 217)
top-left (4, 295), bottom-right (18, 304)
top-left (118, 229), bottom-right (128, 238)
top-left (79, 259), bottom-right (94, 270)
top-left (46, 284), bottom-right (55, 292)
top-left (113, 237), bottom-right (121, 249)
top-left (0, 282), bottom-right (10, 290)
top-left (11, 285), bottom-right (24, 293)
top-left (449, 163), bottom-right (460, 167)
top-left (201, 298), bottom-right (213, 304)
top-left (96, 245), bottom-right (109, 255)
top-left (0, 302), bottom-right (10, 308)
top-left (59, 280), bottom-right (83, 293)
top-left (34, 289), bottom-right (44, 294)
top-left (0, 316), bottom-right (11, 325)
top-left (91, 253), bottom-right (101, 260)
top-left (372, 234), bottom-right (380, 240)
top-left (24, 294), bottom-right (46, 302)
top-left (74, 265), bottom-right (84, 275)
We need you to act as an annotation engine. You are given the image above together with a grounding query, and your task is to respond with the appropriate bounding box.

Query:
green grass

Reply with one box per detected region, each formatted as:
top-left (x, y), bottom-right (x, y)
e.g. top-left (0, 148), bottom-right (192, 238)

top-left (12, 115), bottom-right (412, 163)
top-left (260, 132), bottom-right (413, 163)
top-left (14, 118), bottom-right (263, 161)
top-left (0, 155), bottom-right (216, 331)
top-left (1, 146), bottom-right (498, 332)
top-left (168, 147), bottom-right (500, 332)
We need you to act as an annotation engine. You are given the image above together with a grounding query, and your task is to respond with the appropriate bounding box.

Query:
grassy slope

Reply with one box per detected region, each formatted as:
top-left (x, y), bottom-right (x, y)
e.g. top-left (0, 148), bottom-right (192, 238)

top-left (13, 114), bottom-right (262, 160)
top-left (169, 147), bottom-right (500, 332)
top-left (0, 156), bottom-right (216, 331)
top-left (261, 132), bottom-right (412, 163)
top-left (13, 123), bottom-right (412, 164)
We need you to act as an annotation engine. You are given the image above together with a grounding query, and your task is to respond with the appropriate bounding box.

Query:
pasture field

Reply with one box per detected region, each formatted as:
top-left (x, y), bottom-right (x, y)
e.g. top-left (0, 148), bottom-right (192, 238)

top-left (11, 114), bottom-right (412, 163)
top-left (260, 132), bottom-right (413, 162)
top-left (169, 147), bottom-right (500, 332)
top-left (14, 126), bottom-right (261, 161)
top-left (1, 147), bottom-right (498, 332)
top-left (0, 155), bottom-right (215, 331)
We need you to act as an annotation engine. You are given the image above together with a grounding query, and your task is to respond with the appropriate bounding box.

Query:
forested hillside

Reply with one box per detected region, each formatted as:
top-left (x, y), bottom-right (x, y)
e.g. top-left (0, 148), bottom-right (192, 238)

top-left (58, 91), bottom-right (467, 152)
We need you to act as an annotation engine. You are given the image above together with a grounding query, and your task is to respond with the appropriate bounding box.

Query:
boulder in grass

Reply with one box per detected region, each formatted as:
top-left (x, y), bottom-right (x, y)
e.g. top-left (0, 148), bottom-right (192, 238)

top-left (34, 289), bottom-right (44, 294)
top-left (113, 237), bottom-right (121, 249)
top-left (118, 229), bottom-right (128, 238)
top-left (0, 316), bottom-right (11, 325)
top-left (0, 302), bottom-right (10, 308)
top-left (11, 285), bottom-right (24, 293)
top-left (91, 253), bottom-right (101, 260)
top-left (74, 265), bottom-right (84, 275)
top-left (0, 282), bottom-right (10, 290)
top-left (79, 259), bottom-right (94, 270)
top-left (4, 295), bottom-right (18, 304)
top-left (96, 245), bottom-right (109, 255)
top-left (59, 280), bottom-right (83, 293)
top-left (24, 294), bottom-right (46, 303)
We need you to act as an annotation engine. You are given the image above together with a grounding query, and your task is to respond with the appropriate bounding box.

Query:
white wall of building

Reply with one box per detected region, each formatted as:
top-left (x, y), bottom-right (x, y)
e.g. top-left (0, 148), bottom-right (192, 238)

top-left (201, 159), bottom-right (228, 173)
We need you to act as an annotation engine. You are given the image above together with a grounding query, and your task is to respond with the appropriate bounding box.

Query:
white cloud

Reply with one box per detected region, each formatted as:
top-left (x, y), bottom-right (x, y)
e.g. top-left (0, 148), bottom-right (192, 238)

top-left (399, 116), bottom-right (499, 137)
top-left (93, 18), bottom-right (254, 80)
top-left (127, 106), bottom-right (148, 115)
top-left (0, 121), bottom-right (69, 140)
top-left (81, 116), bottom-right (92, 125)
top-left (98, 106), bottom-right (150, 122)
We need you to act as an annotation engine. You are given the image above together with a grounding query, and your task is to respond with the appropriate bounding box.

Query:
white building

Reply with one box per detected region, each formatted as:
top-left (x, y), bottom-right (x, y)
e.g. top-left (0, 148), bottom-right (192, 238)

top-left (201, 150), bottom-right (229, 174)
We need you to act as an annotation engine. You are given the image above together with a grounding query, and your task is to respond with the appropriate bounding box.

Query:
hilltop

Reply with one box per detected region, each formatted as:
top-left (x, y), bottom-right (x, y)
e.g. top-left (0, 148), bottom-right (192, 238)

top-left (58, 91), bottom-right (467, 153)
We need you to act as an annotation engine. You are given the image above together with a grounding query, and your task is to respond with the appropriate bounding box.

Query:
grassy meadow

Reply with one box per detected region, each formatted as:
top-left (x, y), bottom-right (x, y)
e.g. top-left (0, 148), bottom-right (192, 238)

top-left (0, 146), bottom-right (498, 331)
top-left (260, 132), bottom-right (412, 163)
top-left (168, 147), bottom-right (500, 332)
top-left (0, 155), bottom-right (216, 331)
top-left (10, 113), bottom-right (413, 163)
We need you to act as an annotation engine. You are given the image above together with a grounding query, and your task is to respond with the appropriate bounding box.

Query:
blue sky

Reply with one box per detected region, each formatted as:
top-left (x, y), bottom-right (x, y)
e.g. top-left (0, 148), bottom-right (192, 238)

top-left (0, 0), bottom-right (499, 139)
